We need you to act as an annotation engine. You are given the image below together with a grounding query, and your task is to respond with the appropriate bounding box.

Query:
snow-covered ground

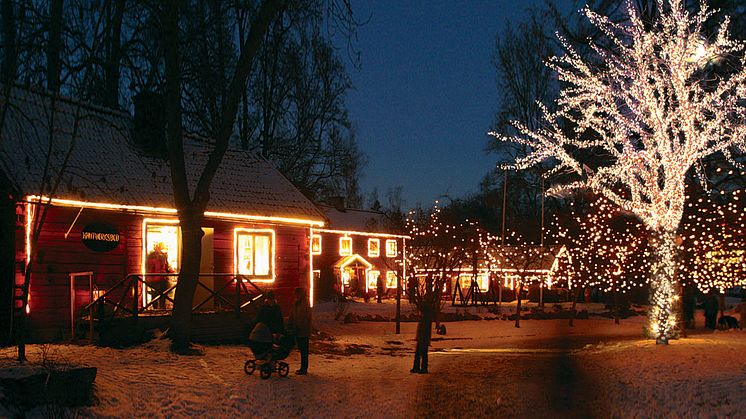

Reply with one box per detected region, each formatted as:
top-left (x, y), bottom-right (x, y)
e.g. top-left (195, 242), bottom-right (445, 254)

top-left (1, 302), bottom-right (745, 418)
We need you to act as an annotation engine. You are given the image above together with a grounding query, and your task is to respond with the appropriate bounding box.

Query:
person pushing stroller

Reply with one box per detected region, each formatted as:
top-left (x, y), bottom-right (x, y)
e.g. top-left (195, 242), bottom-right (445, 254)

top-left (247, 292), bottom-right (295, 378)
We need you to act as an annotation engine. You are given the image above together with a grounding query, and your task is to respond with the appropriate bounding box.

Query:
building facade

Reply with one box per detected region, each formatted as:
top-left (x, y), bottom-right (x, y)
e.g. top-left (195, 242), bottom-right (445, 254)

top-left (311, 205), bottom-right (408, 301)
top-left (1, 86), bottom-right (326, 341)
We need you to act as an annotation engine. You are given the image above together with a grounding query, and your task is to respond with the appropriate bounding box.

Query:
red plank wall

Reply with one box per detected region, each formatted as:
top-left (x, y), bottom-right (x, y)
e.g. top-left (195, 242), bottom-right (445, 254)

top-left (16, 204), bottom-right (310, 341)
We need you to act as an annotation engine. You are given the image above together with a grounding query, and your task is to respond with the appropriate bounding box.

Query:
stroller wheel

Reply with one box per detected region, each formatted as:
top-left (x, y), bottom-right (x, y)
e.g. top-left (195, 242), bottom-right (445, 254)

top-left (278, 362), bottom-right (289, 377)
top-left (244, 360), bottom-right (256, 375)
top-left (260, 364), bottom-right (272, 379)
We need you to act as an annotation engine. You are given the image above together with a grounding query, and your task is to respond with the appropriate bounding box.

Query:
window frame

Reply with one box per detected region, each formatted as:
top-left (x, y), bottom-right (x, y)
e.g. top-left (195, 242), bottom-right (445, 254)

top-left (368, 238), bottom-right (380, 257)
top-left (143, 218), bottom-right (181, 275)
top-left (311, 234), bottom-right (322, 255)
top-left (339, 236), bottom-right (353, 256)
top-left (386, 271), bottom-right (398, 289)
top-left (234, 228), bottom-right (276, 282)
top-left (367, 270), bottom-right (381, 291)
top-left (386, 239), bottom-right (398, 257)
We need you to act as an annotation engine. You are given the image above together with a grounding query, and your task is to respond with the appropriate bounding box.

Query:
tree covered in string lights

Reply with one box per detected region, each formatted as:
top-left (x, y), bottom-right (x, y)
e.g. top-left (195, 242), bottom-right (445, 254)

top-left (483, 231), bottom-right (559, 328)
top-left (405, 202), bottom-right (471, 312)
top-left (552, 196), bottom-right (652, 324)
top-left (556, 198), bottom-right (650, 293)
top-left (492, 0), bottom-right (746, 343)
top-left (680, 188), bottom-right (746, 293)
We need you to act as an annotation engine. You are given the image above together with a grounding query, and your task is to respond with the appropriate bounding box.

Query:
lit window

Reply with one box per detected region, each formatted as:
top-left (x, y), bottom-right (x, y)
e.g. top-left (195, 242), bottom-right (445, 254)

top-left (386, 239), bottom-right (397, 257)
top-left (145, 222), bottom-right (180, 273)
top-left (386, 271), bottom-right (397, 288)
top-left (339, 237), bottom-right (352, 256)
top-left (311, 234), bottom-right (322, 255)
top-left (368, 270), bottom-right (380, 291)
top-left (368, 238), bottom-right (380, 257)
top-left (458, 273), bottom-right (490, 291)
top-left (235, 229), bottom-right (274, 281)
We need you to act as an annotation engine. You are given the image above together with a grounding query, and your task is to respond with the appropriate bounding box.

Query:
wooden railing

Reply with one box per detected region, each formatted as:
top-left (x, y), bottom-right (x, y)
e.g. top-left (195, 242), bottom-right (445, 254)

top-left (81, 273), bottom-right (265, 330)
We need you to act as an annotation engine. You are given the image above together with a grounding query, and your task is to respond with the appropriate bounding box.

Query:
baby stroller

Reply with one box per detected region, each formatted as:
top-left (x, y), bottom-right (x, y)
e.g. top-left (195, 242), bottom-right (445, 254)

top-left (245, 332), bottom-right (295, 379)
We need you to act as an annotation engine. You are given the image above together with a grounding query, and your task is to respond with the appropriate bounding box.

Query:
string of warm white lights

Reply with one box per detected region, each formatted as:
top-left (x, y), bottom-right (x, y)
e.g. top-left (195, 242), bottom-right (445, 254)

top-left (491, 0), bottom-right (746, 343)
top-left (551, 198), bottom-right (651, 294)
top-left (680, 188), bottom-right (746, 293)
top-left (406, 202), bottom-right (557, 297)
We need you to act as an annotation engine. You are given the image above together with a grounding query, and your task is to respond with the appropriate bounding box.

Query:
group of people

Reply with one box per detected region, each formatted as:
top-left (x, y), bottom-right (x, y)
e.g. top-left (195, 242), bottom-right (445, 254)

top-left (249, 287), bottom-right (312, 375)
top-left (333, 275), bottom-right (389, 304)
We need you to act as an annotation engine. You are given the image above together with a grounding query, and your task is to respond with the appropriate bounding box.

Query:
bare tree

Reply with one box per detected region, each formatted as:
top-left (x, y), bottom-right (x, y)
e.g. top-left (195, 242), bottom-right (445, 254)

top-left (1, 0), bottom-right (17, 83)
top-left (162, 0), bottom-right (288, 351)
top-left (488, 239), bottom-right (555, 328)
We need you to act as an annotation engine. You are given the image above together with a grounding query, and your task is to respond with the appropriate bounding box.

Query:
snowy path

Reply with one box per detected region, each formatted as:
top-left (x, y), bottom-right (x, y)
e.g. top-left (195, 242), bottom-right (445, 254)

top-left (2, 311), bottom-right (746, 417)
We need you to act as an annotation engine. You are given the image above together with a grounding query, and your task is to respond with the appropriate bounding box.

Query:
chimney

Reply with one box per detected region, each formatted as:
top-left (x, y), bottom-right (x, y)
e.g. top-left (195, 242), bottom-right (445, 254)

top-left (327, 196), bottom-right (346, 212)
top-left (133, 91), bottom-right (168, 159)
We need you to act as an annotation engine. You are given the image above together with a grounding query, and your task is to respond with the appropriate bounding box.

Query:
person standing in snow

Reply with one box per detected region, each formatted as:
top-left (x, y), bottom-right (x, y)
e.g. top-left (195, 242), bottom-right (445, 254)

top-left (703, 291), bottom-right (719, 330)
top-left (732, 297), bottom-right (746, 329)
top-left (411, 304), bottom-right (433, 374)
top-left (288, 287), bottom-right (312, 375)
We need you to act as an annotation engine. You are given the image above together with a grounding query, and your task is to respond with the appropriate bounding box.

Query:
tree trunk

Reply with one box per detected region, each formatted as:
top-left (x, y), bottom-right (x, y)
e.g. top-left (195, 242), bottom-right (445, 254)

top-left (514, 282), bottom-right (522, 328)
top-left (613, 289), bottom-right (620, 325)
top-left (46, 0), bottom-right (64, 92)
top-left (649, 230), bottom-right (679, 344)
top-left (1, 0), bottom-right (17, 82)
top-left (168, 220), bottom-right (203, 350)
top-left (161, 0), bottom-right (287, 351)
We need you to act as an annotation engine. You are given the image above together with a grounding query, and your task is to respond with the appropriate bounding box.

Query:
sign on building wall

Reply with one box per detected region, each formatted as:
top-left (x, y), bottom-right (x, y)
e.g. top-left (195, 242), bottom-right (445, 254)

top-left (81, 223), bottom-right (120, 252)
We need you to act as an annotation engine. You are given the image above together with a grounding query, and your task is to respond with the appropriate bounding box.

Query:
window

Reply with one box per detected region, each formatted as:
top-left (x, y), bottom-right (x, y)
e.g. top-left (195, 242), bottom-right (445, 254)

top-left (339, 236), bottom-right (352, 256)
top-left (367, 270), bottom-right (380, 291)
top-left (144, 221), bottom-right (180, 273)
top-left (458, 273), bottom-right (490, 291)
top-left (311, 234), bottom-right (322, 255)
top-left (386, 271), bottom-right (397, 289)
top-left (235, 229), bottom-right (274, 281)
top-left (386, 239), bottom-right (397, 257)
top-left (368, 238), bottom-right (380, 257)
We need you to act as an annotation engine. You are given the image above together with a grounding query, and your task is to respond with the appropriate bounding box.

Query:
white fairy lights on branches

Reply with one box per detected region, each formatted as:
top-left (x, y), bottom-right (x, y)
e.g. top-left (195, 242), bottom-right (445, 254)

top-left (491, 0), bottom-right (746, 343)
top-left (681, 188), bottom-right (746, 293)
top-left (552, 198), bottom-right (651, 295)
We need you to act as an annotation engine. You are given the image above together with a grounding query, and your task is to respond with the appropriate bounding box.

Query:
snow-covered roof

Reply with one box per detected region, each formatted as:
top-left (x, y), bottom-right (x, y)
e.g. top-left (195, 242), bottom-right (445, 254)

top-left (0, 85), bottom-right (326, 224)
top-left (318, 205), bottom-right (388, 232)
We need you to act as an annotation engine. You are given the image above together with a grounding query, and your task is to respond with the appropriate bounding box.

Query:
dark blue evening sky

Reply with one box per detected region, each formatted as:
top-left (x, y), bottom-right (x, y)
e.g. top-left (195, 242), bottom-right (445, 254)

top-left (342, 1), bottom-right (576, 208)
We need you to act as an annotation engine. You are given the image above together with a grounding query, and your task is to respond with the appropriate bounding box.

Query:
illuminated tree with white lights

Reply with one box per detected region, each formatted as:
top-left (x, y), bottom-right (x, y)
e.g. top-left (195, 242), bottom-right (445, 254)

top-left (681, 188), bottom-right (746, 293)
top-left (492, 0), bottom-right (746, 343)
top-left (553, 198), bottom-right (651, 325)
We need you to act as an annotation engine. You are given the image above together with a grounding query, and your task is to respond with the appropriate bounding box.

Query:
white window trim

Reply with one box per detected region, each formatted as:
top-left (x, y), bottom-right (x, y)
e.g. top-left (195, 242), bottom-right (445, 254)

top-left (386, 239), bottom-right (397, 257)
top-left (234, 228), bottom-right (276, 283)
top-left (368, 238), bottom-right (380, 257)
top-left (311, 234), bottom-right (322, 255)
top-left (339, 236), bottom-right (353, 256)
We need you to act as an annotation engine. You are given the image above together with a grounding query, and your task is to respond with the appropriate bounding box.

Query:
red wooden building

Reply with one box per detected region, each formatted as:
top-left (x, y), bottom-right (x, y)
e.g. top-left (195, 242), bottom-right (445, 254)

top-left (0, 86), bottom-right (326, 341)
top-left (310, 203), bottom-right (408, 301)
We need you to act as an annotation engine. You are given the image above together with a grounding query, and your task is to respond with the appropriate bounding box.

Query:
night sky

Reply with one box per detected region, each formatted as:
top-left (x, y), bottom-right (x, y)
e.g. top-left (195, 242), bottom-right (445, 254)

top-left (343, 0), bottom-right (576, 208)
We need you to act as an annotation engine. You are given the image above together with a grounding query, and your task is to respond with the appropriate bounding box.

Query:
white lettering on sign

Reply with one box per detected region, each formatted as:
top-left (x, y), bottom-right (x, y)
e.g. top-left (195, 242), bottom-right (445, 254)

top-left (81, 231), bottom-right (120, 242)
